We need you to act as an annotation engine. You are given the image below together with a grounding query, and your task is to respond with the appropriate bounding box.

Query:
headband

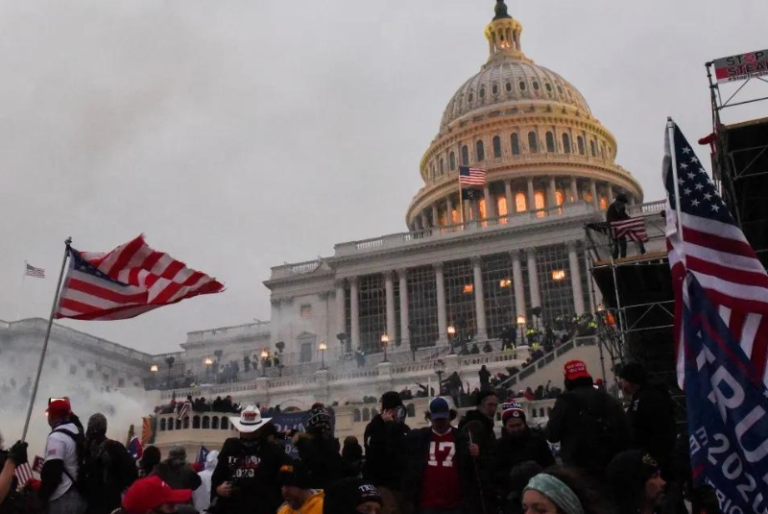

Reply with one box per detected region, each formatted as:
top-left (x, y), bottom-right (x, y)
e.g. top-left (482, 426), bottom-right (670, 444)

top-left (524, 474), bottom-right (585, 514)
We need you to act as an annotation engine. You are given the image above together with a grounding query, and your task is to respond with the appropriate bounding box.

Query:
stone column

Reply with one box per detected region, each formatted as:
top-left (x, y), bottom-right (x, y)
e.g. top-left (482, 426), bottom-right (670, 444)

top-left (527, 177), bottom-right (536, 212)
top-left (511, 250), bottom-right (526, 317)
top-left (432, 204), bottom-right (440, 227)
top-left (385, 271), bottom-right (396, 342)
top-left (590, 179), bottom-right (599, 209)
top-left (398, 269), bottom-right (410, 345)
top-left (472, 257), bottom-right (488, 340)
top-left (435, 263), bottom-right (448, 344)
top-left (483, 185), bottom-right (494, 221)
top-left (421, 213), bottom-right (430, 230)
top-left (504, 179), bottom-right (514, 218)
top-left (568, 242), bottom-right (585, 315)
top-left (527, 248), bottom-right (542, 308)
top-left (607, 183), bottom-right (614, 203)
top-left (548, 176), bottom-right (557, 208)
top-left (335, 279), bottom-right (346, 339)
top-left (446, 196), bottom-right (454, 225)
top-left (349, 277), bottom-right (360, 349)
top-left (571, 177), bottom-right (579, 203)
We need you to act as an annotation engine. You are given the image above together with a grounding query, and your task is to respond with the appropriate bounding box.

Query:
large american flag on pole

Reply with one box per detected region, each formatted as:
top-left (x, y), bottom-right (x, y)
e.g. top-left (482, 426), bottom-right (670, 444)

top-left (56, 235), bottom-right (224, 321)
top-left (458, 166), bottom-right (486, 187)
top-left (664, 120), bottom-right (768, 389)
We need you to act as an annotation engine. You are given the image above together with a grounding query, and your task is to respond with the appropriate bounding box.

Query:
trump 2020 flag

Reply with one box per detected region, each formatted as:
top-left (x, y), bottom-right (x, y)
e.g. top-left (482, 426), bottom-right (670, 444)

top-left (683, 273), bottom-right (768, 513)
top-left (196, 446), bottom-right (210, 466)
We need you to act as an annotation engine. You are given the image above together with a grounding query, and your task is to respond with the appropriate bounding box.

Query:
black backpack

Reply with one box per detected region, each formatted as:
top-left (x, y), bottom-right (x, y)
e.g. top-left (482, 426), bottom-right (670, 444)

top-left (51, 428), bottom-right (90, 498)
top-left (571, 392), bottom-right (625, 468)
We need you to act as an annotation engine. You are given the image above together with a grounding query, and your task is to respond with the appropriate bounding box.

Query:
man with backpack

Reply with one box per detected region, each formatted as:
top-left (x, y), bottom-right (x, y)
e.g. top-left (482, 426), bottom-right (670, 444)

top-left (41, 398), bottom-right (88, 514)
top-left (546, 360), bottom-right (631, 479)
top-left (84, 413), bottom-right (138, 514)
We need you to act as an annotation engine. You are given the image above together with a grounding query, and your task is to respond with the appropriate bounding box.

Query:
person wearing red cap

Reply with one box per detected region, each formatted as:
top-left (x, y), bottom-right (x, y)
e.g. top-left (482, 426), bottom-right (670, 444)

top-left (546, 360), bottom-right (630, 479)
top-left (117, 475), bottom-right (192, 514)
top-left (42, 398), bottom-right (88, 514)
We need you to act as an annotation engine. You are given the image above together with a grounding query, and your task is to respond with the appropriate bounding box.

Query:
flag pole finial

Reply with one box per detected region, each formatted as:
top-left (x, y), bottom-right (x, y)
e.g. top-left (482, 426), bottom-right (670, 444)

top-left (493, 0), bottom-right (512, 20)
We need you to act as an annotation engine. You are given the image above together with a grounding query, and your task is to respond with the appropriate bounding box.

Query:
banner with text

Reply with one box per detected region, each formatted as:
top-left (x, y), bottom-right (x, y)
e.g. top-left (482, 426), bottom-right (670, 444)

top-left (713, 49), bottom-right (768, 84)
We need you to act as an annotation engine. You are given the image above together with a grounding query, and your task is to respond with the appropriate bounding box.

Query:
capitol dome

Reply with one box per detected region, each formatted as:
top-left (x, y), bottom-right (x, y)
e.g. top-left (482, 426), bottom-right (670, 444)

top-left (406, 0), bottom-right (642, 230)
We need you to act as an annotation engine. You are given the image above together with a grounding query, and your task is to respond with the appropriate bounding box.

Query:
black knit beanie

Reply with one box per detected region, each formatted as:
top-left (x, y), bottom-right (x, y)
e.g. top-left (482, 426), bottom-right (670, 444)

top-left (380, 391), bottom-right (403, 410)
top-left (323, 478), bottom-right (382, 514)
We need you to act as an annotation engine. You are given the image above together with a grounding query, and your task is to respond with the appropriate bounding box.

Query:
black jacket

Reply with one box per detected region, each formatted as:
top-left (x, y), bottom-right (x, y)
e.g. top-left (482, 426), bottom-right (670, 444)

top-left (627, 384), bottom-right (677, 468)
top-left (402, 427), bottom-right (482, 514)
top-left (362, 416), bottom-right (410, 489)
top-left (495, 430), bottom-right (555, 498)
top-left (84, 439), bottom-right (138, 514)
top-left (155, 462), bottom-right (201, 492)
top-left (547, 383), bottom-right (631, 476)
top-left (210, 437), bottom-right (288, 514)
top-left (606, 201), bottom-right (630, 223)
top-left (295, 433), bottom-right (354, 490)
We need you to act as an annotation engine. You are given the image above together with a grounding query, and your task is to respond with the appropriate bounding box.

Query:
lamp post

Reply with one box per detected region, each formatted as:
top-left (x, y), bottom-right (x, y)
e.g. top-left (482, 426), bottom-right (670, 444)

top-left (204, 357), bottom-right (213, 381)
top-left (433, 359), bottom-right (446, 397)
top-left (150, 364), bottom-right (159, 388)
top-left (447, 325), bottom-right (456, 354)
top-left (164, 356), bottom-right (175, 389)
top-left (380, 333), bottom-right (390, 363)
top-left (260, 349), bottom-right (269, 377)
top-left (318, 341), bottom-right (328, 370)
top-left (516, 315), bottom-right (526, 345)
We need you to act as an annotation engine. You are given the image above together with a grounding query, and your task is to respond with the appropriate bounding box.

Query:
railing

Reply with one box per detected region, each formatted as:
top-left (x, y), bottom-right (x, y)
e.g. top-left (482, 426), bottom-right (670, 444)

top-left (186, 322), bottom-right (271, 345)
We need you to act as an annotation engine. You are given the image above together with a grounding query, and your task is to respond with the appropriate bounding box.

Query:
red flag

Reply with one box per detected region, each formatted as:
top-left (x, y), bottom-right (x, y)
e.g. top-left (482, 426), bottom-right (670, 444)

top-left (56, 235), bottom-right (224, 321)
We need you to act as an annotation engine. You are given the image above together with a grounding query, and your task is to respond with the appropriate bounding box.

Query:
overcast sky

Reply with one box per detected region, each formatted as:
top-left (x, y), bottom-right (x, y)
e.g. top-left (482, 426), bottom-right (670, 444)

top-left (2, 0), bottom-right (766, 354)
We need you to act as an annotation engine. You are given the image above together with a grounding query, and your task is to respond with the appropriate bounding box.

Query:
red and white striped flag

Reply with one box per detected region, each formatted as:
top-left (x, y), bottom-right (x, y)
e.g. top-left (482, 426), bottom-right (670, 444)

top-left (14, 462), bottom-right (34, 488)
top-left (664, 121), bottom-right (768, 388)
top-left (56, 235), bottom-right (224, 321)
top-left (610, 218), bottom-right (649, 242)
top-left (25, 263), bottom-right (45, 279)
top-left (177, 400), bottom-right (192, 421)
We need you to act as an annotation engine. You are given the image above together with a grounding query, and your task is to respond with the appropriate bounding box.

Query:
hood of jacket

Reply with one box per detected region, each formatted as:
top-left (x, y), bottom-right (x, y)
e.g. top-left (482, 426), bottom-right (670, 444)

top-left (205, 450), bottom-right (219, 471)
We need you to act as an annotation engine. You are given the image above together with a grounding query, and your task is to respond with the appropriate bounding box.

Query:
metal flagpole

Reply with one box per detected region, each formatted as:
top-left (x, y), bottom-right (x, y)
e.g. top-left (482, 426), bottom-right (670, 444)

top-left (458, 174), bottom-right (465, 226)
top-left (15, 262), bottom-right (27, 321)
top-left (667, 118), bottom-right (686, 266)
top-left (21, 237), bottom-right (72, 442)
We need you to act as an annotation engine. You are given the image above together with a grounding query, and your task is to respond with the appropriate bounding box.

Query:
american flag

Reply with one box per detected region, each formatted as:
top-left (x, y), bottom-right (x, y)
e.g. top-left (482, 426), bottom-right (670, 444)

top-left (177, 400), bottom-right (192, 421)
top-left (610, 218), bottom-right (649, 242)
top-left (55, 235), bottom-right (224, 321)
top-left (25, 263), bottom-right (45, 279)
top-left (458, 166), bottom-right (486, 188)
top-left (664, 120), bottom-right (768, 389)
top-left (14, 462), bottom-right (34, 488)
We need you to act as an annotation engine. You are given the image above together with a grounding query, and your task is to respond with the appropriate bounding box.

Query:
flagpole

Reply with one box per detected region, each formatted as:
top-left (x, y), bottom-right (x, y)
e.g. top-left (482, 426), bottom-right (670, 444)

top-left (667, 118), bottom-right (686, 266)
top-left (458, 174), bottom-right (465, 227)
top-left (16, 262), bottom-right (27, 322)
top-left (21, 237), bottom-right (72, 442)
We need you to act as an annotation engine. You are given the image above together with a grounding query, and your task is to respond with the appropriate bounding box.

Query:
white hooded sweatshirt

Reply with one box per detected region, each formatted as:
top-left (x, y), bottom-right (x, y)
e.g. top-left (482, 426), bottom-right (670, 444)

top-left (193, 450), bottom-right (219, 513)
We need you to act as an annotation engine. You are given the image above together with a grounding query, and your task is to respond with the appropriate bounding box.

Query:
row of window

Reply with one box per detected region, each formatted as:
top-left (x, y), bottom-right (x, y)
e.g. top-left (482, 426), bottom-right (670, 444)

top-left (159, 415), bottom-right (231, 431)
top-left (429, 131), bottom-right (609, 180)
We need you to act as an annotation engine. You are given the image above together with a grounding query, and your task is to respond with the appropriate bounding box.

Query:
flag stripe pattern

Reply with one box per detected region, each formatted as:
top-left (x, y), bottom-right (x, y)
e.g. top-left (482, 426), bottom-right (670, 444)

top-left (177, 400), bottom-right (191, 421)
top-left (664, 121), bottom-right (768, 389)
top-left (458, 166), bottom-right (487, 187)
top-left (141, 416), bottom-right (153, 446)
top-left (610, 218), bottom-right (649, 242)
top-left (56, 235), bottom-right (224, 321)
top-left (25, 263), bottom-right (45, 279)
top-left (14, 462), bottom-right (34, 487)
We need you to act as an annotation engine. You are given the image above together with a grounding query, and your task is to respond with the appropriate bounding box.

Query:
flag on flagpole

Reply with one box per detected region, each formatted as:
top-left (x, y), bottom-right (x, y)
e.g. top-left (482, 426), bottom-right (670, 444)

top-left (663, 120), bottom-right (768, 389)
top-left (127, 436), bottom-right (144, 461)
top-left (610, 218), bottom-right (649, 242)
top-left (55, 235), bottom-right (224, 321)
top-left (14, 462), bottom-right (34, 488)
top-left (196, 446), bottom-right (210, 466)
top-left (681, 273), bottom-right (768, 513)
top-left (458, 166), bottom-right (486, 187)
top-left (141, 416), bottom-right (154, 446)
top-left (25, 263), bottom-right (45, 279)
top-left (177, 400), bottom-right (191, 421)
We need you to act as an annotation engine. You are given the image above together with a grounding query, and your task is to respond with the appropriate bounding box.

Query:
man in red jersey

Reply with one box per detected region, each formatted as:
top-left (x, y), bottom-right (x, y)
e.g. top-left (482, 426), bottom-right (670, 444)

top-left (401, 397), bottom-right (483, 514)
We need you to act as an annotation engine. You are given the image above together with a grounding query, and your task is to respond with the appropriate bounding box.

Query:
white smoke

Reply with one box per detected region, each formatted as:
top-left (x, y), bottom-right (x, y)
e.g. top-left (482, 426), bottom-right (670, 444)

top-left (0, 348), bottom-right (158, 458)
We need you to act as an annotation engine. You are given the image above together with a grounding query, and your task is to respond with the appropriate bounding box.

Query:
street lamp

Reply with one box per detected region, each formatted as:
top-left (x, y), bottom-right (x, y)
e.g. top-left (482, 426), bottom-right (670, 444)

top-left (447, 325), bottom-right (456, 354)
top-left (204, 357), bottom-right (213, 380)
top-left (260, 349), bottom-right (269, 377)
top-left (433, 359), bottom-right (446, 396)
top-left (318, 341), bottom-right (328, 370)
top-left (380, 333), bottom-right (390, 363)
top-left (516, 315), bottom-right (526, 345)
top-left (150, 364), bottom-right (158, 373)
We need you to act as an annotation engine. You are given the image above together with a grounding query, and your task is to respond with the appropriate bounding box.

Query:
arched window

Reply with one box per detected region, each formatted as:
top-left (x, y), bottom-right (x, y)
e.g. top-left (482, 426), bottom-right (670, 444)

top-left (479, 198), bottom-right (487, 223)
top-left (590, 140), bottom-right (597, 157)
top-left (476, 140), bottom-right (485, 162)
top-left (535, 191), bottom-right (546, 217)
top-left (183, 416), bottom-right (189, 429)
top-left (202, 416), bottom-right (210, 429)
top-left (492, 84), bottom-right (498, 95)
top-left (556, 190), bottom-right (565, 206)
top-left (354, 409), bottom-right (361, 422)
top-left (515, 192), bottom-right (527, 212)
top-left (511, 133), bottom-right (521, 155)
top-left (497, 196), bottom-right (508, 219)
top-left (175, 419), bottom-right (181, 430)
top-left (160, 418), bottom-right (167, 431)
top-left (546, 132), bottom-right (556, 153)
top-left (577, 136), bottom-right (585, 155)
top-left (221, 417), bottom-right (229, 430)
top-left (449, 151), bottom-right (456, 171)
top-left (193, 416), bottom-right (200, 429)
top-left (362, 408), bottom-right (370, 422)
top-left (461, 145), bottom-right (470, 166)
top-left (167, 418), bottom-right (173, 431)
top-left (528, 131), bottom-right (538, 153)
top-left (212, 416), bottom-right (220, 429)
top-left (600, 196), bottom-right (608, 210)
top-left (562, 133), bottom-right (571, 153)
top-left (492, 136), bottom-right (502, 158)
top-left (479, 86), bottom-right (486, 99)
top-left (439, 158), bottom-right (444, 174)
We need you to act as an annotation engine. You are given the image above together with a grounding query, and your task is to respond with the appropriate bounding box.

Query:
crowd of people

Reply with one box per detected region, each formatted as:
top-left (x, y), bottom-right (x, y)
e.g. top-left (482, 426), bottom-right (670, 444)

top-left (0, 358), bottom-right (717, 514)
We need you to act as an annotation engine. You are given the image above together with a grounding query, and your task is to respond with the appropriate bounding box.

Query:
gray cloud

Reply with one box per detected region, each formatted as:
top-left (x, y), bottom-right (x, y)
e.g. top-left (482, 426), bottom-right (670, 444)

top-left (1, 0), bottom-right (766, 353)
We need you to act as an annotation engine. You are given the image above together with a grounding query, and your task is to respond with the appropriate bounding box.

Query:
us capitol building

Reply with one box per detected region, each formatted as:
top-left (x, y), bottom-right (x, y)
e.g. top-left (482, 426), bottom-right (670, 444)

top-left (1, 2), bottom-right (658, 447)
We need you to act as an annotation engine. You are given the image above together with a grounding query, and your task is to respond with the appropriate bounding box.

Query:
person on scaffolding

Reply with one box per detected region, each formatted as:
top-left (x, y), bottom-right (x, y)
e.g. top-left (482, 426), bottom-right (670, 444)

top-left (606, 193), bottom-right (646, 259)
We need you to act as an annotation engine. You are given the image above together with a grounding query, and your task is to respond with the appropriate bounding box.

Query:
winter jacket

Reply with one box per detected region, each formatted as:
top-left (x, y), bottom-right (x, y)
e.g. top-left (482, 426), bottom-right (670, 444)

top-left (401, 427), bottom-right (483, 514)
top-left (362, 416), bottom-right (410, 489)
top-left (295, 433), bottom-right (353, 490)
top-left (626, 384), bottom-right (677, 469)
top-left (210, 437), bottom-right (289, 514)
top-left (192, 450), bottom-right (218, 513)
top-left (84, 438), bottom-right (138, 514)
top-left (606, 201), bottom-right (630, 223)
top-left (458, 410), bottom-right (497, 511)
top-left (276, 490), bottom-right (324, 514)
top-left (494, 429), bottom-right (555, 499)
top-left (155, 461), bottom-right (201, 492)
top-left (546, 382), bottom-right (631, 477)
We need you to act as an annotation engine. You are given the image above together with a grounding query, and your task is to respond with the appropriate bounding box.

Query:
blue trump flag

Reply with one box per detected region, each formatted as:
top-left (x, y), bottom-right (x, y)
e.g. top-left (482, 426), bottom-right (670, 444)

top-left (684, 273), bottom-right (768, 514)
top-left (196, 445), bottom-right (210, 466)
top-left (269, 410), bottom-right (336, 459)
